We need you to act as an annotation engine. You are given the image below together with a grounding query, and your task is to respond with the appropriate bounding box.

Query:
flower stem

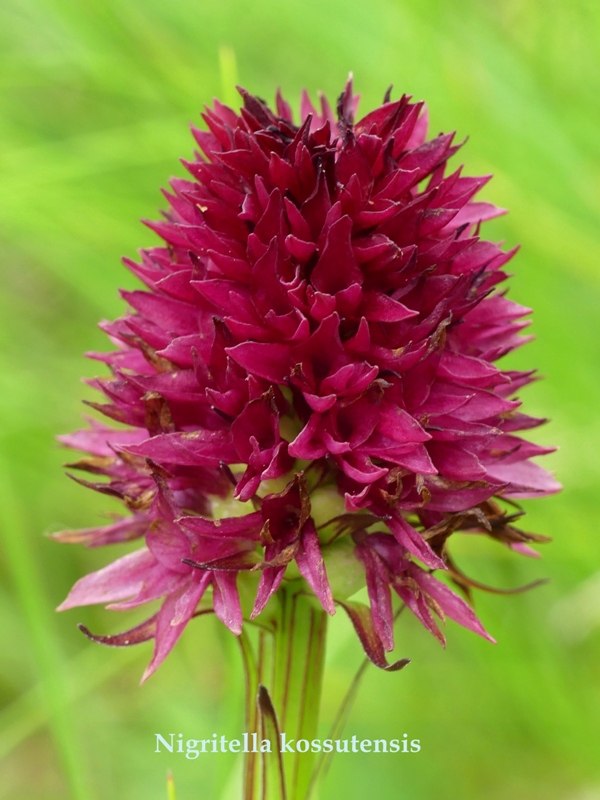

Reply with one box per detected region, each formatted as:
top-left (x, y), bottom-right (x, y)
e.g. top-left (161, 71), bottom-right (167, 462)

top-left (242, 588), bottom-right (328, 800)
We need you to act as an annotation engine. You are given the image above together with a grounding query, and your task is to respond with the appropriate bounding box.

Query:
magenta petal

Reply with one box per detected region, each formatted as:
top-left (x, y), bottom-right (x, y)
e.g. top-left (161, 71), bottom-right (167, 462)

top-left (437, 351), bottom-right (502, 387)
top-left (178, 511), bottom-right (263, 540)
top-left (444, 201), bottom-right (506, 231)
top-left (486, 459), bottom-right (562, 497)
top-left (311, 215), bottom-right (363, 293)
top-left (395, 585), bottom-right (445, 644)
top-left (107, 566), bottom-right (184, 611)
top-left (146, 525), bottom-right (192, 574)
top-left (355, 543), bottom-right (395, 651)
top-left (424, 483), bottom-right (503, 512)
top-left (288, 415), bottom-right (328, 460)
top-left (377, 406), bottom-right (430, 445)
top-left (303, 392), bottom-right (337, 412)
top-left (251, 567), bottom-right (286, 618)
top-left (226, 341), bottom-right (292, 382)
top-left (388, 515), bottom-right (445, 570)
top-left (295, 520), bottom-right (335, 615)
top-left (79, 615), bottom-right (157, 647)
top-left (49, 515), bottom-right (149, 547)
top-left (337, 600), bottom-right (410, 671)
top-left (141, 576), bottom-right (210, 682)
top-left (412, 568), bottom-right (496, 643)
top-left (428, 441), bottom-right (487, 481)
top-left (379, 443), bottom-right (437, 474)
top-left (322, 431), bottom-right (352, 455)
top-left (57, 549), bottom-right (156, 610)
top-left (212, 572), bottom-right (243, 634)
top-left (171, 575), bottom-right (210, 624)
top-left (361, 292), bottom-right (417, 322)
top-left (510, 542), bottom-right (541, 558)
top-left (57, 422), bottom-right (147, 457)
top-left (126, 431), bottom-right (238, 467)
top-left (338, 452), bottom-right (388, 483)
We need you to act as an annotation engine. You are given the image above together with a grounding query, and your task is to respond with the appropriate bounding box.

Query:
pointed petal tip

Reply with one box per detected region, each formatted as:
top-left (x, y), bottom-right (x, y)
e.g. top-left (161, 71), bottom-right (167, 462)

top-left (56, 599), bottom-right (70, 612)
top-left (140, 665), bottom-right (155, 685)
top-left (389, 657), bottom-right (411, 671)
top-left (77, 616), bottom-right (157, 648)
top-left (324, 599), bottom-right (337, 616)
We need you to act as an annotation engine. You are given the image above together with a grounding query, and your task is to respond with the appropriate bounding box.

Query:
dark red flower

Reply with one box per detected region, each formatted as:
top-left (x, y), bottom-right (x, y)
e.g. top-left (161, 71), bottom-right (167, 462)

top-left (56, 79), bottom-right (559, 679)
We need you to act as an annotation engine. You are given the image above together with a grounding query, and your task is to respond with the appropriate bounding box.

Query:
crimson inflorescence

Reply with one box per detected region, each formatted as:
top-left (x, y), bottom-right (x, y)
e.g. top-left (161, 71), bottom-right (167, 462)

top-left (56, 79), bottom-right (559, 680)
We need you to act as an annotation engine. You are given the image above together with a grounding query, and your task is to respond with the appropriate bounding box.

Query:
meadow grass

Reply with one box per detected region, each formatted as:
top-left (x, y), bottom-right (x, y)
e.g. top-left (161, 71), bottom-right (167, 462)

top-left (0, 0), bottom-right (599, 797)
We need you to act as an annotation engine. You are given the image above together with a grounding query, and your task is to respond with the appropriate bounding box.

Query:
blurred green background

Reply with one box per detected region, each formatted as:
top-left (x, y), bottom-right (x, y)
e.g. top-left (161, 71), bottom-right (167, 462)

top-left (1, 0), bottom-right (599, 798)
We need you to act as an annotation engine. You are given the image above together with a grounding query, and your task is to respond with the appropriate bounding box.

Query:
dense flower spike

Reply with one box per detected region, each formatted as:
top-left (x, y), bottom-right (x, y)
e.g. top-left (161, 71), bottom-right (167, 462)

top-left (56, 79), bottom-right (559, 679)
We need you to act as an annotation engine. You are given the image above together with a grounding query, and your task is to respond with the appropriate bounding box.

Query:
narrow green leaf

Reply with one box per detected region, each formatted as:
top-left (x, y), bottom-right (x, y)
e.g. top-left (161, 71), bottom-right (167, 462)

top-left (257, 685), bottom-right (287, 800)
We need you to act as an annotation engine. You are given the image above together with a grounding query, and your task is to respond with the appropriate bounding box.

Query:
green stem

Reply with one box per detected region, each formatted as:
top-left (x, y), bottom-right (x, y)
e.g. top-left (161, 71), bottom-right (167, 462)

top-left (242, 588), bottom-right (328, 800)
top-left (239, 630), bottom-right (259, 800)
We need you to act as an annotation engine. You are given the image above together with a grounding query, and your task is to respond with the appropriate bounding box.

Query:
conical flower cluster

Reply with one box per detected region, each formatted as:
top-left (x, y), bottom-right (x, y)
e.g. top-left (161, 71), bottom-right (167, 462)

top-left (56, 80), bottom-right (559, 680)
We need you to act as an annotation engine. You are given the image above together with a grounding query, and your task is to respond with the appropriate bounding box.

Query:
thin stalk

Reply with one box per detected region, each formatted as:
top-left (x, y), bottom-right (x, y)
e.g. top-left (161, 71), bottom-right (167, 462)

top-left (306, 604), bottom-right (407, 798)
top-left (305, 658), bottom-right (369, 800)
top-left (239, 630), bottom-right (259, 800)
top-left (240, 588), bottom-right (328, 800)
top-left (271, 591), bottom-right (327, 800)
